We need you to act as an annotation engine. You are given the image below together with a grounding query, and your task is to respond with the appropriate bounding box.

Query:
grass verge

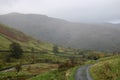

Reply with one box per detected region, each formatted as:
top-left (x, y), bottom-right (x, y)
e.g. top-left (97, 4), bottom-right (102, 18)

top-left (90, 55), bottom-right (120, 80)
top-left (67, 66), bottom-right (80, 80)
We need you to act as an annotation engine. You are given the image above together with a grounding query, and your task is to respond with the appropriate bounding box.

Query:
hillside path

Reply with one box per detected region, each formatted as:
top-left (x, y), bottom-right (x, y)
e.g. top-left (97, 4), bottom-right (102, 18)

top-left (0, 64), bottom-right (31, 72)
top-left (75, 65), bottom-right (93, 80)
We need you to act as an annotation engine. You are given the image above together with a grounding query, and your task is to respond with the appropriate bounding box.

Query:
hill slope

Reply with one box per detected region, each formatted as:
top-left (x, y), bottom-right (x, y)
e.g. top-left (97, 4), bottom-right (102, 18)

top-left (0, 13), bottom-right (120, 51)
top-left (90, 55), bottom-right (120, 80)
top-left (0, 23), bottom-right (53, 51)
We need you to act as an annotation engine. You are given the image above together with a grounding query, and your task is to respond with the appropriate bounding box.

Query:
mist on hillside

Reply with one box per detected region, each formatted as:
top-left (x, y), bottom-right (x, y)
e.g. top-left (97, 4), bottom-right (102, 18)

top-left (0, 13), bottom-right (120, 52)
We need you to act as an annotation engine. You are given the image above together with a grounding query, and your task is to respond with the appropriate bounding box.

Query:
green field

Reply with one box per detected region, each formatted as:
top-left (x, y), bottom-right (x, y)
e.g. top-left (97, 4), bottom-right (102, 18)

top-left (0, 63), bottom-right (58, 80)
top-left (29, 66), bottom-right (79, 80)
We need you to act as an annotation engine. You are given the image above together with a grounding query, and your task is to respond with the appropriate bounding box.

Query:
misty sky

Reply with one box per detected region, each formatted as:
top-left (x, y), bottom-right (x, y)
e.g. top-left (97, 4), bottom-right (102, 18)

top-left (0, 0), bottom-right (120, 23)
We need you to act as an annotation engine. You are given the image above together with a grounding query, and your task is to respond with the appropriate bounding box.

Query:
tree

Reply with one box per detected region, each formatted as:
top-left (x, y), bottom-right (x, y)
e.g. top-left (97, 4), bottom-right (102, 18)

top-left (10, 42), bottom-right (23, 59)
top-left (53, 45), bottom-right (59, 54)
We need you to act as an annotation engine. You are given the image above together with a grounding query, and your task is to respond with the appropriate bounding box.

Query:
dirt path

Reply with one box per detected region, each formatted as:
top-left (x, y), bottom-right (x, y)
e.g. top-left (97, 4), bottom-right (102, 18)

top-left (75, 65), bottom-right (93, 80)
top-left (0, 64), bottom-right (31, 72)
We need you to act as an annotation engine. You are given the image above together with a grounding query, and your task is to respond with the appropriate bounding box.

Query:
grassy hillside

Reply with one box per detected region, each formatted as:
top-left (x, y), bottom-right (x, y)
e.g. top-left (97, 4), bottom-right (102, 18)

top-left (0, 23), bottom-right (54, 51)
top-left (90, 55), bottom-right (120, 80)
top-left (0, 23), bottom-right (76, 80)
top-left (0, 24), bottom-right (68, 68)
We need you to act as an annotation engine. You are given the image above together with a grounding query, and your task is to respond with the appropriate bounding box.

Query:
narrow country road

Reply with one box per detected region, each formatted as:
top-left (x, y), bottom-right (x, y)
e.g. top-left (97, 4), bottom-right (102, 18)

top-left (75, 65), bottom-right (93, 80)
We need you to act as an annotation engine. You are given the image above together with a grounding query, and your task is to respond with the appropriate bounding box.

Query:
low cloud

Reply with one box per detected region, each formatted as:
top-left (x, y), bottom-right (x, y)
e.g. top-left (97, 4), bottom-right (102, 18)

top-left (0, 0), bottom-right (120, 23)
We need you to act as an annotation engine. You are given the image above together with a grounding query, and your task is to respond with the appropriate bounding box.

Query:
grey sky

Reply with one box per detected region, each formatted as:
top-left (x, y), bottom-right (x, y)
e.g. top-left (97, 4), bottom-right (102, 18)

top-left (0, 0), bottom-right (120, 23)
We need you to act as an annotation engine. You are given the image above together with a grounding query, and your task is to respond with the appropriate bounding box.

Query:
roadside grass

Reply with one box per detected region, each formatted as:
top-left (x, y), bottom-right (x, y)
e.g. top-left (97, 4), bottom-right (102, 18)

top-left (84, 60), bottom-right (97, 65)
top-left (90, 55), bottom-right (120, 80)
top-left (67, 66), bottom-right (80, 80)
top-left (29, 70), bottom-right (66, 80)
